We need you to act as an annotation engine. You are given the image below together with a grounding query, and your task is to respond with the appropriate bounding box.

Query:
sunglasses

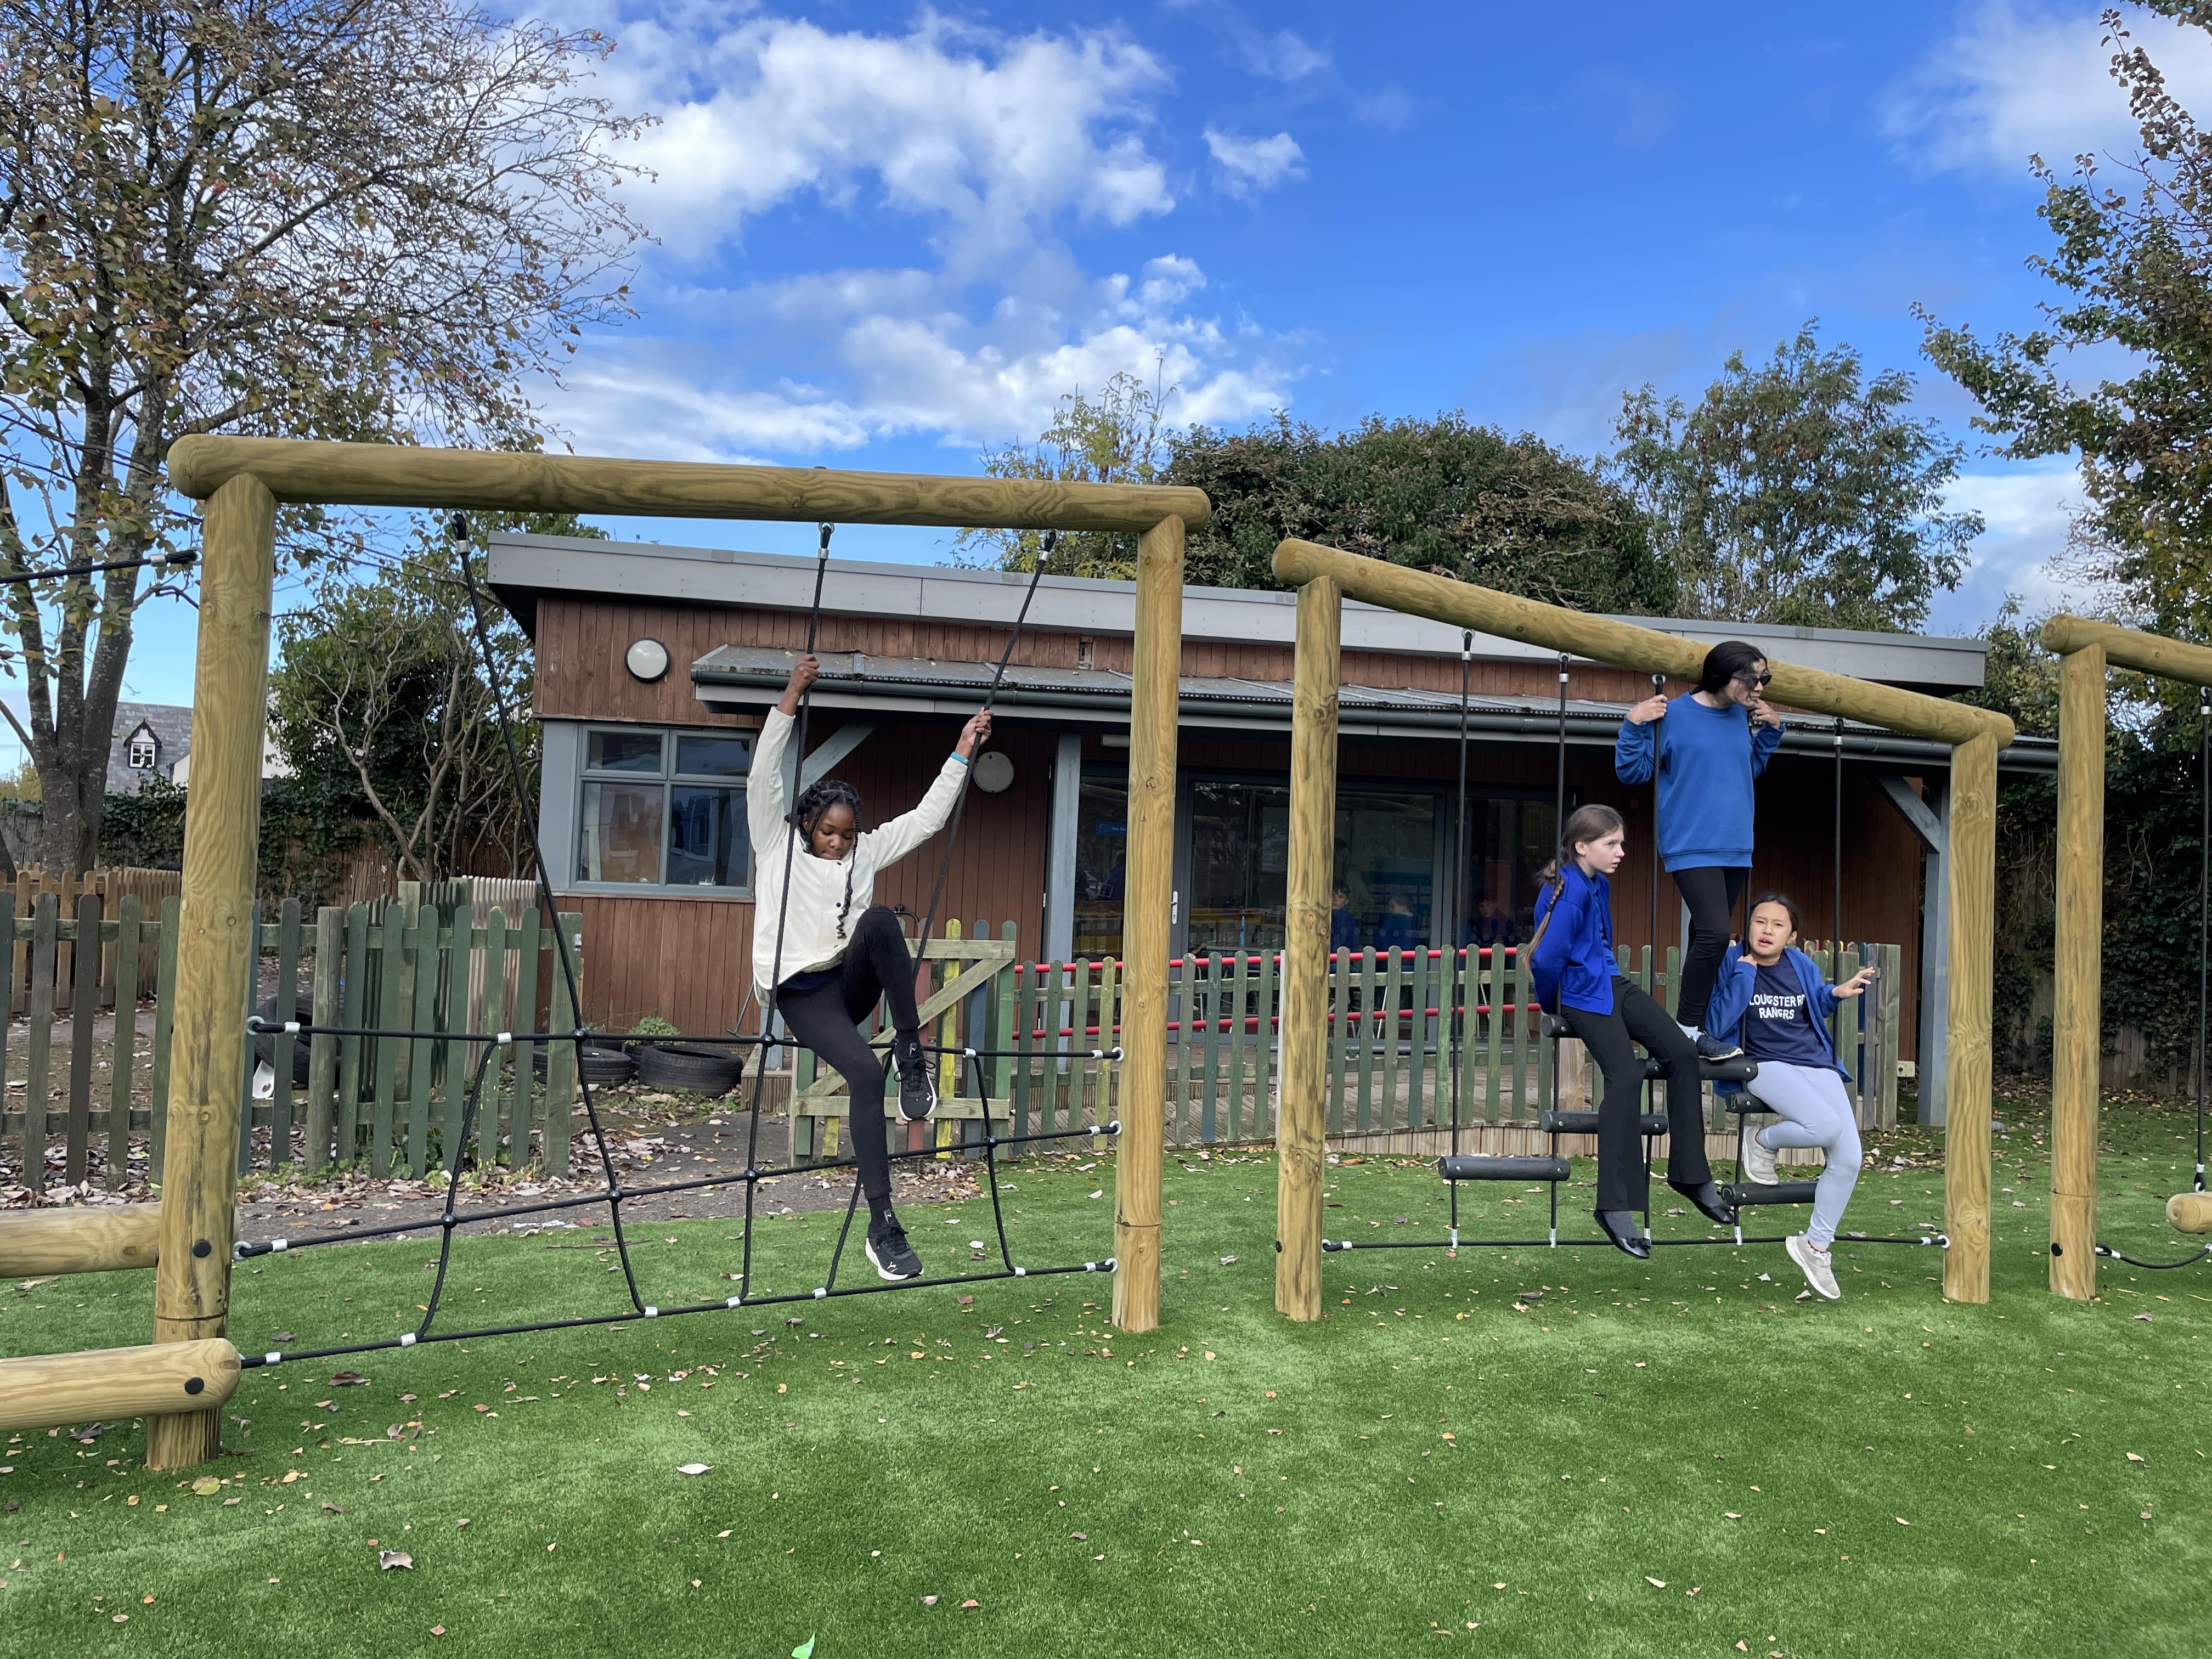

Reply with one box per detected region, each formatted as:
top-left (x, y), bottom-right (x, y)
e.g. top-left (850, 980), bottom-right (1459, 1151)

top-left (1734, 670), bottom-right (1774, 689)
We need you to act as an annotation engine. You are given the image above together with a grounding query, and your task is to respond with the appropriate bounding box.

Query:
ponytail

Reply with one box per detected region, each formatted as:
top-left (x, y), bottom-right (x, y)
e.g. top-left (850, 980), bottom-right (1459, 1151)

top-left (1528, 803), bottom-right (1625, 957)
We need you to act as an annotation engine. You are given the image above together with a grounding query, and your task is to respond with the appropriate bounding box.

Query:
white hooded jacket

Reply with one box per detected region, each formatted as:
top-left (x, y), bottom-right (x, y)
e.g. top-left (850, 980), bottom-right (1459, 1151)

top-left (747, 707), bottom-right (966, 994)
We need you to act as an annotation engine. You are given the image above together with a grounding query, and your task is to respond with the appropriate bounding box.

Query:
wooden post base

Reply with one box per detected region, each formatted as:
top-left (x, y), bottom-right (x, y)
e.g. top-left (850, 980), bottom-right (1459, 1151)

top-left (0, 1339), bottom-right (239, 1441)
top-left (2050, 1190), bottom-right (2096, 1300)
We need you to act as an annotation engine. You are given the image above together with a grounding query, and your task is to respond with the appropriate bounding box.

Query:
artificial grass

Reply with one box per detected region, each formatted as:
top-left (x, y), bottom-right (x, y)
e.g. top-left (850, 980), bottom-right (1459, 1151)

top-left (2, 1093), bottom-right (2208, 1659)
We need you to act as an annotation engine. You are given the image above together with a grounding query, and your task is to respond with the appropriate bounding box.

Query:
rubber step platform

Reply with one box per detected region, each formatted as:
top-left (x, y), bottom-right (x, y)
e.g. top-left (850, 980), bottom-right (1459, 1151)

top-left (1437, 1155), bottom-right (1571, 1183)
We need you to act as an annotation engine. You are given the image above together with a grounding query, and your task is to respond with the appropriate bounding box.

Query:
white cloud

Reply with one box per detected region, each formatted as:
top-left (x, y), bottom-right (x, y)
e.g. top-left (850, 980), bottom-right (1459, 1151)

top-left (1882, 1), bottom-right (2212, 176)
top-left (559, 255), bottom-right (1295, 459)
top-left (1235, 29), bottom-right (1330, 82)
top-left (1205, 127), bottom-right (1307, 198)
top-left (1353, 85), bottom-right (1414, 131)
top-left (1926, 461), bottom-right (2096, 633)
top-left (590, 11), bottom-right (1175, 261)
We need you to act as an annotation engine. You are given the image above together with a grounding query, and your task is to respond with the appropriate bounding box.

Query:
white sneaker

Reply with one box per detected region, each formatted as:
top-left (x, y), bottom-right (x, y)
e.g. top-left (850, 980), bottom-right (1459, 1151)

top-left (1786, 1233), bottom-right (1842, 1300)
top-left (1740, 1123), bottom-right (1779, 1186)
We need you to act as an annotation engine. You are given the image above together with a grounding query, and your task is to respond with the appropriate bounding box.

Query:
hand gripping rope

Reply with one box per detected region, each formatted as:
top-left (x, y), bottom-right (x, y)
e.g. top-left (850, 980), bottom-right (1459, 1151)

top-left (232, 521), bottom-right (1119, 1369)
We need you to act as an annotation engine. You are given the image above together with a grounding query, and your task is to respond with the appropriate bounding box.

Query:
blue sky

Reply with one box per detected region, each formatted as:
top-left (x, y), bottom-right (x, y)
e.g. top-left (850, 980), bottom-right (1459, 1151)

top-left (83, 0), bottom-right (2212, 721)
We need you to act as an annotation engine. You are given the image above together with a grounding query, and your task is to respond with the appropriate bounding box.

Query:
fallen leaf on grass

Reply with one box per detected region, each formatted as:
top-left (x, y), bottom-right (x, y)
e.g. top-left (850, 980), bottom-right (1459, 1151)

top-left (190, 1477), bottom-right (221, 1496)
top-left (677, 1463), bottom-right (711, 1476)
top-left (1723, 1512), bottom-right (1741, 1521)
top-left (330, 1372), bottom-right (369, 1387)
top-left (378, 1551), bottom-right (413, 1571)
top-left (792, 1638), bottom-right (815, 1659)
top-left (961, 1599), bottom-right (980, 1609)
top-left (1894, 1517), bottom-right (1910, 1526)
top-left (2126, 1452), bottom-right (2147, 1464)
top-left (922, 1595), bottom-right (939, 1607)
top-left (1070, 1532), bottom-right (1087, 1541)
top-left (1645, 1577), bottom-right (1667, 1588)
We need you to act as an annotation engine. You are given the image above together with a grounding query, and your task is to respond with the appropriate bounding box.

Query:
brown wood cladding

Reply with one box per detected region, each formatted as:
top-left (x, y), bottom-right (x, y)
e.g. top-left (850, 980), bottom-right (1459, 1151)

top-left (542, 594), bottom-right (1926, 1058)
top-left (531, 595), bottom-right (1655, 725)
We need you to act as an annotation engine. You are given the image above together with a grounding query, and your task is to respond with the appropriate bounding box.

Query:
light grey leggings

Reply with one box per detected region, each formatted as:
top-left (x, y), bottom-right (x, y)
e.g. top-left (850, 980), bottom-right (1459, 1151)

top-left (1744, 1060), bottom-right (1864, 1248)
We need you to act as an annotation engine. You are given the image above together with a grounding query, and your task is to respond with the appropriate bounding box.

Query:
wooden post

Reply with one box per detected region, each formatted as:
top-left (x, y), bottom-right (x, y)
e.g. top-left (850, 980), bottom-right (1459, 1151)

top-left (1942, 731), bottom-right (1999, 1305)
top-left (0, 1338), bottom-right (239, 1435)
top-left (147, 471), bottom-right (276, 1472)
top-left (2050, 644), bottom-right (2107, 1299)
top-left (1111, 515), bottom-right (1184, 1334)
top-left (1276, 576), bottom-right (1341, 1322)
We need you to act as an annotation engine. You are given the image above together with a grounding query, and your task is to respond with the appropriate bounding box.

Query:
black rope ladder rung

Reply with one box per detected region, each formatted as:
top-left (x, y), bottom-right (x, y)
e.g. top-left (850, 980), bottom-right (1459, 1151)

top-left (236, 521), bottom-right (1110, 1368)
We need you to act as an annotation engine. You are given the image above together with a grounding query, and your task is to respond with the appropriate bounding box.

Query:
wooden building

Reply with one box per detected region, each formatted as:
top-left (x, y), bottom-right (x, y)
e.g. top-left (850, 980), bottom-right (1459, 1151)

top-left (489, 532), bottom-right (2056, 1120)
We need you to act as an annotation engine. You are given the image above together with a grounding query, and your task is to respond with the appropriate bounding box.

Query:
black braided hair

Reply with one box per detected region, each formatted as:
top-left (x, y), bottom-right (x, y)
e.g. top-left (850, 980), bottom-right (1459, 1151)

top-left (791, 777), bottom-right (865, 940)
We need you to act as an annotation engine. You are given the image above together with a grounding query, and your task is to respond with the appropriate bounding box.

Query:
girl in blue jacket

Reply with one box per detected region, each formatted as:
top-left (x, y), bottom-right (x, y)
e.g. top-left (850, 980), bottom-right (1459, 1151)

top-left (1704, 892), bottom-right (1876, 1301)
top-left (1528, 804), bottom-right (1735, 1257)
top-left (1614, 641), bottom-right (1784, 1056)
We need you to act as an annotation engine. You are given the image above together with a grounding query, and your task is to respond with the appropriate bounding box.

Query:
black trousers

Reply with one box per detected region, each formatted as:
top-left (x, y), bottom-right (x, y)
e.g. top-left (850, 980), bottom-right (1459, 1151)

top-left (1562, 977), bottom-right (1710, 1212)
top-left (1672, 865), bottom-right (1748, 1032)
top-left (776, 906), bottom-right (922, 1205)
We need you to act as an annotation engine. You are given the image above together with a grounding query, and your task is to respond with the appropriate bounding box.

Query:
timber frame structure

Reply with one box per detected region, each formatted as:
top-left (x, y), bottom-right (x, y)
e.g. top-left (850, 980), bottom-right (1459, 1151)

top-left (2039, 614), bottom-right (2212, 1298)
top-left (0, 436), bottom-right (1210, 1471)
top-left (1266, 539), bottom-right (2019, 1319)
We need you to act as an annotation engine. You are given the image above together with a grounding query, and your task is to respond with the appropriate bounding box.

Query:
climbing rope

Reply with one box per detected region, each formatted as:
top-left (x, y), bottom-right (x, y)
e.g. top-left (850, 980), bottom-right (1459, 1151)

top-left (230, 518), bottom-right (1111, 1368)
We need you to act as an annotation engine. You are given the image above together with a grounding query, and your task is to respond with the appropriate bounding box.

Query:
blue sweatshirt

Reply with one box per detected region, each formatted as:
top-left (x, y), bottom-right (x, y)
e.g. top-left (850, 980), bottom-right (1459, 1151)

top-left (1613, 694), bottom-right (1782, 871)
top-left (1703, 944), bottom-right (1854, 1093)
top-left (1528, 862), bottom-right (1617, 1017)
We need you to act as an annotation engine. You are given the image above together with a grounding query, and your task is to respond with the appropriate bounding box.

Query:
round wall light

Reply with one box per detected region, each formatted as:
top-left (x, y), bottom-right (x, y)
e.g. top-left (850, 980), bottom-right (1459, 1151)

top-left (625, 637), bottom-right (670, 682)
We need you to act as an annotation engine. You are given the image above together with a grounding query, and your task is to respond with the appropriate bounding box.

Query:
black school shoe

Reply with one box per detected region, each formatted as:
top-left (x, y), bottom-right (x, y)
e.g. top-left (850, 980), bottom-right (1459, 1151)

top-left (894, 1032), bottom-right (937, 1122)
top-left (1595, 1210), bottom-right (1651, 1259)
top-left (865, 1213), bottom-right (923, 1281)
top-left (1694, 1032), bottom-right (1744, 1062)
top-left (1670, 1178), bottom-right (1738, 1225)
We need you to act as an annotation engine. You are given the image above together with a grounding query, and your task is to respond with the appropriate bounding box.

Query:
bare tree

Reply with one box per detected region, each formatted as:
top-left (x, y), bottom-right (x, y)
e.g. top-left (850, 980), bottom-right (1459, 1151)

top-left (0, 0), bottom-right (649, 870)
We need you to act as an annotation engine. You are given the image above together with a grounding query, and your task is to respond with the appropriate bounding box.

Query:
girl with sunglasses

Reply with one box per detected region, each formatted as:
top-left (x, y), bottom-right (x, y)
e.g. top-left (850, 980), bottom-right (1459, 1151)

top-left (1614, 640), bottom-right (1782, 1059)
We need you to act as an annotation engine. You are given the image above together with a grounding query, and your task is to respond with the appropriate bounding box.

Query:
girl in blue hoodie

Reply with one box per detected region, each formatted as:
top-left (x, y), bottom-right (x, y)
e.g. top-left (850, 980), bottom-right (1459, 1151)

top-left (1614, 640), bottom-right (1784, 1055)
top-left (1704, 892), bottom-right (1876, 1301)
top-left (1528, 804), bottom-right (1734, 1258)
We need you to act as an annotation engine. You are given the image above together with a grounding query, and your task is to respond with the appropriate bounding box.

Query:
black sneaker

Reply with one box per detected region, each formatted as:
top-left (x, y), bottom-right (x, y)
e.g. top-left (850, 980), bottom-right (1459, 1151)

top-left (865, 1213), bottom-right (923, 1281)
top-left (895, 1033), bottom-right (937, 1122)
top-left (1695, 1032), bottom-right (1743, 1062)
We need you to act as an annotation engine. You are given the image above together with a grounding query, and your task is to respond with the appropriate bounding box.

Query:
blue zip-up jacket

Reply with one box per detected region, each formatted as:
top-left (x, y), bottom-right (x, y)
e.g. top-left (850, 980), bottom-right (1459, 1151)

top-left (1613, 694), bottom-right (1782, 871)
top-left (1703, 943), bottom-right (1854, 1094)
top-left (1528, 862), bottom-right (1616, 1016)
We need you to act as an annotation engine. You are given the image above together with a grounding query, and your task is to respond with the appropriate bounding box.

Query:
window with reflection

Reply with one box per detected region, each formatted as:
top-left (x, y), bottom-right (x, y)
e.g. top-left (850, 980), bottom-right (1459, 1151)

top-left (577, 727), bottom-right (752, 890)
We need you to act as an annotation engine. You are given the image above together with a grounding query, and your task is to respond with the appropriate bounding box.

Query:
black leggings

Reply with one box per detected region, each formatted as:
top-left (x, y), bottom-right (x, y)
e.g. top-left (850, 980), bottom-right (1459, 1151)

top-left (775, 905), bottom-right (922, 1205)
top-left (1672, 865), bottom-right (1748, 1032)
top-left (1562, 977), bottom-right (1710, 1212)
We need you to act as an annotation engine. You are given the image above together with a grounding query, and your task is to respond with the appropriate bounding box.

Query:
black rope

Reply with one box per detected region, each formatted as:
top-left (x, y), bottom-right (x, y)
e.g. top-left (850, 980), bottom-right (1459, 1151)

top-left (736, 520), bottom-right (837, 1300)
top-left (1833, 716), bottom-right (1846, 955)
top-left (1444, 632), bottom-right (1475, 1239)
top-left (454, 522), bottom-right (648, 1315)
top-left (1646, 672), bottom-right (1663, 998)
top-left (2094, 1241), bottom-right (2212, 1269)
top-left (2199, 686), bottom-right (2208, 1195)
top-left (912, 532), bottom-right (1057, 957)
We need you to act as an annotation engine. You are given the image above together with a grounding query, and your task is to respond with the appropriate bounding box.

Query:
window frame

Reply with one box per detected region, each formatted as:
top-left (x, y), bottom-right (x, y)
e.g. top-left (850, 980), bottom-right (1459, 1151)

top-left (570, 724), bottom-right (754, 898)
top-left (126, 733), bottom-right (157, 770)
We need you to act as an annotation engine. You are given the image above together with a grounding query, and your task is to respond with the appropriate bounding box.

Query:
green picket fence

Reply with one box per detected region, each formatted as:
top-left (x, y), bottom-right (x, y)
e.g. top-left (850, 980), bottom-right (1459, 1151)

top-left (950, 933), bottom-right (1903, 1153)
top-left (780, 927), bottom-right (1903, 1158)
top-left (0, 880), bottom-right (585, 1194)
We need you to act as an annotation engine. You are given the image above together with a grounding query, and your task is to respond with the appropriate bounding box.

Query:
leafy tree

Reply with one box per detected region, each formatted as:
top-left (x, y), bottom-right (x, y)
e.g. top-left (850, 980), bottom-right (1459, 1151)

top-left (269, 513), bottom-right (592, 883)
top-left (1918, 3), bottom-right (2212, 637)
top-left (957, 370), bottom-right (1173, 579)
top-left (0, 0), bottom-right (648, 871)
top-left (1611, 323), bottom-right (1978, 633)
top-left (1160, 412), bottom-right (1673, 612)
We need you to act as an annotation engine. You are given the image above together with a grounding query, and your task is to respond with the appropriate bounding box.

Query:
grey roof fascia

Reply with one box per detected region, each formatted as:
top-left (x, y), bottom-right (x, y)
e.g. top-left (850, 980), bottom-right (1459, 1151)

top-left (492, 531), bottom-right (1990, 692)
top-left (687, 647), bottom-right (2052, 772)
